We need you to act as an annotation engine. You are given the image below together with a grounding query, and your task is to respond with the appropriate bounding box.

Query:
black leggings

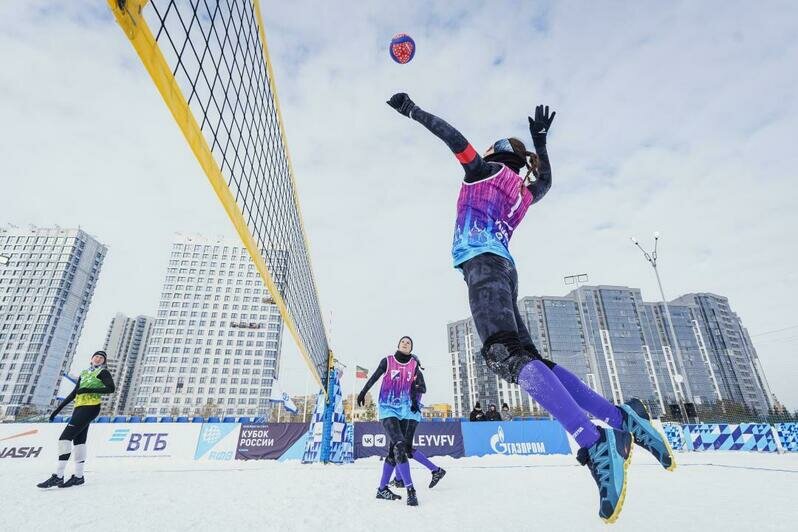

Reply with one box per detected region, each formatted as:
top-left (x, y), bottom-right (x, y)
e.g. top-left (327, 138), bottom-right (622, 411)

top-left (382, 417), bottom-right (417, 464)
top-left (59, 405), bottom-right (100, 446)
top-left (461, 253), bottom-right (555, 383)
top-left (385, 419), bottom-right (418, 464)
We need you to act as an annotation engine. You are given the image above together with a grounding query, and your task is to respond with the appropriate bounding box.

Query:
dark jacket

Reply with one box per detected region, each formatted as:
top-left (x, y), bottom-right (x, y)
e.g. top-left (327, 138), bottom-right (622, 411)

top-left (469, 408), bottom-right (485, 422)
top-left (484, 408), bottom-right (502, 421)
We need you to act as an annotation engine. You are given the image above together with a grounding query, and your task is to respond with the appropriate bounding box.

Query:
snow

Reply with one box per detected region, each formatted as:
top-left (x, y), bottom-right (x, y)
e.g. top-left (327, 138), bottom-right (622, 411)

top-left (4, 452), bottom-right (797, 531)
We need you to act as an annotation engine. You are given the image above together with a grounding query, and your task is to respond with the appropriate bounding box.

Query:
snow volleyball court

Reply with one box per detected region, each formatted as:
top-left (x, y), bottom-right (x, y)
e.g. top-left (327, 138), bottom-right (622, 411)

top-left (4, 452), bottom-right (797, 531)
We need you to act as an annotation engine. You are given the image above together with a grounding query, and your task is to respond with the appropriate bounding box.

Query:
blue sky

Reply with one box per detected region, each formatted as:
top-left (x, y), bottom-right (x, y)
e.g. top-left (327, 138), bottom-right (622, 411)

top-left (1, 1), bottom-right (797, 409)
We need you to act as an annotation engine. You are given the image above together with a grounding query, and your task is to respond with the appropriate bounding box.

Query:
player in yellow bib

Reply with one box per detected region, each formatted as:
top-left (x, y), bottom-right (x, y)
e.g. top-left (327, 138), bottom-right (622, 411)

top-left (37, 351), bottom-right (115, 489)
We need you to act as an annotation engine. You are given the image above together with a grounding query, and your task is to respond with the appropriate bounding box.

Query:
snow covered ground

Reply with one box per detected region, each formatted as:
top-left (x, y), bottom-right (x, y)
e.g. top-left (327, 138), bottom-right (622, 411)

top-left (4, 452), bottom-right (797, 531)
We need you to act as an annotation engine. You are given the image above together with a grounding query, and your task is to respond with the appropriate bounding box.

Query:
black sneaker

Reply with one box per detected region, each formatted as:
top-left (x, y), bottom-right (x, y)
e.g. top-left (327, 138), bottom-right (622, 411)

top-left (376, 487), bottom-right (402, 500)
top-left (390, 477), bottom-right (405, 488)
top-left (37, 474), bottom-right (63, 488)
top-left (406, 486), bottom-right (418, 506)
top-left (429, 467), bottom-right (447, 488)
top-left (58, 475), bottom-right (85, 488)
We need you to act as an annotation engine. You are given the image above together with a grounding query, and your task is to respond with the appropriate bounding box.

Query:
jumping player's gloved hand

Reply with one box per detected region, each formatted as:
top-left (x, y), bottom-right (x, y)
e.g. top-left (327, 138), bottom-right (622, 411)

top-left (529, 104), bottom-right (556, 140)
top-left (387, 93), bottom-right (417, 117)
top-left (356, 392), bottom-right (366, 408)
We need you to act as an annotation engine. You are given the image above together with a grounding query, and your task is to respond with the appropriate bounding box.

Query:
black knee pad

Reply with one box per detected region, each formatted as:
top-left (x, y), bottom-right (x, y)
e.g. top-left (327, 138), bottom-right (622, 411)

top-left (482, 331), bottom-right (533, 383)
top-left (394, 441), bottom-right (409, 463)
top-left (384, 452), bottom-right (396, 466)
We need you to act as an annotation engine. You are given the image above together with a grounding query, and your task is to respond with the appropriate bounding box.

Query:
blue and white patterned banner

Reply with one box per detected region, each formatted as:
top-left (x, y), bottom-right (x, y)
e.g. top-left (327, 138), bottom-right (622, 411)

top-left (685, 423), bottom-right (777, 452)
top-left (775, 423), bottom-right (798, 452)
top-left (663, 423), bottom-right (686, 451)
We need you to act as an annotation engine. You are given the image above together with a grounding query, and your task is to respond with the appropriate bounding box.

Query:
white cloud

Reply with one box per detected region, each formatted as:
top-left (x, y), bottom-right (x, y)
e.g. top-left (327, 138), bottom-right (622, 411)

top-left (1, 1), bottom-right (797, 409)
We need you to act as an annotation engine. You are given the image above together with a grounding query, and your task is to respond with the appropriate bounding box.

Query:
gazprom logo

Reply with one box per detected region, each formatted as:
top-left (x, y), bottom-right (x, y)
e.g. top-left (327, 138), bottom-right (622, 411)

top-left (109, 429), bottom-right (129, 442)
top-left (490, 425), bottom-right (546, 455)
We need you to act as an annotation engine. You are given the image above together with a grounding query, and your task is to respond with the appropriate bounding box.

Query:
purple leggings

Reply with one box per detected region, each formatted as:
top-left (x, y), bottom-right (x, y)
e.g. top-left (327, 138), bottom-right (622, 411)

top-left (518, 361), bottom-right (622, 448)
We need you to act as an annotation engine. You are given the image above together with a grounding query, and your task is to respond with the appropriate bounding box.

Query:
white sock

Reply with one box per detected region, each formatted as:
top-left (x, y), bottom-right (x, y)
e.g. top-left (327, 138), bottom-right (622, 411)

top-left (56, 440), bottom-right (71, 478)
top-left (73, 444), bottom-right (87, 478)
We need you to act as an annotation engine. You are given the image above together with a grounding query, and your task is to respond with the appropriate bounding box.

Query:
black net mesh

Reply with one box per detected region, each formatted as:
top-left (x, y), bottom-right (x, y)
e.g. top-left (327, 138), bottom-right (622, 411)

top-left (141, 0), bottom-right (328, 381)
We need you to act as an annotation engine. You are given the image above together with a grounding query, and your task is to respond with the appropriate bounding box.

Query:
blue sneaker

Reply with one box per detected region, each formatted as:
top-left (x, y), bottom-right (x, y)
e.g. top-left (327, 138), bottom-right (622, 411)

top-left (620, 398), bottom-right (676, 471)
top-left (577, 428), bottom-right (633, 523)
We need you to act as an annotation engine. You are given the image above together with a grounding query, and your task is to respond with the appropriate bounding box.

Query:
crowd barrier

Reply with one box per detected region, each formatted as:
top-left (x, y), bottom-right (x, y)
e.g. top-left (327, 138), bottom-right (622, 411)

top-left (3, 421), bottom-right (796, 469)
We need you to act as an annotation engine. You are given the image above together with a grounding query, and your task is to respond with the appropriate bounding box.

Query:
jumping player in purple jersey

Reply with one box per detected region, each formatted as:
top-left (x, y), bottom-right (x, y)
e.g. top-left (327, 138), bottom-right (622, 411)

top-left (357, 336), bottom-right (425, 506)
top-left (387, 94), bottom-right (675, 523)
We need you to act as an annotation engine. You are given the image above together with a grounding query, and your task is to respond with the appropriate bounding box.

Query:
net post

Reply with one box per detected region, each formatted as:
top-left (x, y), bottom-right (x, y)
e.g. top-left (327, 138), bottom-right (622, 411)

top-left (320, 350), bottom-right (336, 463)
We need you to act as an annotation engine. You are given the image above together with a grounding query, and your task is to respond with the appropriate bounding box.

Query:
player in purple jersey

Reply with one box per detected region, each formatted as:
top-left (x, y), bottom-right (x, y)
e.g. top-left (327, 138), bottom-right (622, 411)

top-left (358, 336), bottom-right (425, 506)
top-left (387, 364), bottom-right (447, 490)
top-left (387, 94), bottom-right (675, 522)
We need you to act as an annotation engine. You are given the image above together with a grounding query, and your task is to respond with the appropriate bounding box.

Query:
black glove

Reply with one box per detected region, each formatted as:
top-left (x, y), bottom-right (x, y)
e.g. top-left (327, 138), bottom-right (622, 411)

top-left (386, 93), bottom-right (417, 117)
top-left (529, 104), bottom-right (556, 139)
top-left (356, 392), bottom-right (366, 408)
top-left (410, 399), bottom-right (420, 413)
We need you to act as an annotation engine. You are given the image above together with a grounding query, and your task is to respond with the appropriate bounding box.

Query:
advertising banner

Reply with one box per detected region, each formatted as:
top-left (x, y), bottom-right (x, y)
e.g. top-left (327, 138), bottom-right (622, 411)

top-left (235, 423), bottom-right (307, 460)
top-left (354, 421), bottom-right (465, 459)
top-left (685, 423), bottom-right (778, 452)
top-left (775, 423), bottom-right (798, 452)
top-left (0, 424), bottom-right (59, 463)
top-left (89, 423), bottom-right (201, 460)
top-left (461, 420), bottom-right (571, 456)
top-left (194, 423), bottom-right (241, 462)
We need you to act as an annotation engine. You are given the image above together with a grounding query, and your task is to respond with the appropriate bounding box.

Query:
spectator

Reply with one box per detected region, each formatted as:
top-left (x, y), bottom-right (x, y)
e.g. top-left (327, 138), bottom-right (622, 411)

top-left (501, 403), bottom-right (513, 421)
top-left (485, 403), bottom-right (502, 421)
top-left (469, 402), bottom-right (485, 421)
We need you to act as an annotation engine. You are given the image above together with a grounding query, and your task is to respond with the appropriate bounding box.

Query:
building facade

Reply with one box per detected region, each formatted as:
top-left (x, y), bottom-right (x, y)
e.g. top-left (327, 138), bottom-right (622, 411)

top-left (0, 226), bottom-right (106, 417)
top-left (449, 285), bottom-right (774, 418)
top-left (101, 313), bottom-right (154, 415)
top-left (131, 235), bottom-right (285, 418)
top-left (673, 293), bottom-right (773, 414)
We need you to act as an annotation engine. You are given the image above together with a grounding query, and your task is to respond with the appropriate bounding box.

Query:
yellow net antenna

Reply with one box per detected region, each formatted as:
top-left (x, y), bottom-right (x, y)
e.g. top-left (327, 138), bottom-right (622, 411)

top-left (108, 0), bottom-right (329, 387)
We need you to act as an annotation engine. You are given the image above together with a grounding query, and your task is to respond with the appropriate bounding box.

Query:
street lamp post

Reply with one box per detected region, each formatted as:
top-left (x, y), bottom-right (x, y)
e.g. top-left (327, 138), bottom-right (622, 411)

top-left (564, 273), bottom-right (602, 395)
top-left (630, 233), bottom-right (694, 411)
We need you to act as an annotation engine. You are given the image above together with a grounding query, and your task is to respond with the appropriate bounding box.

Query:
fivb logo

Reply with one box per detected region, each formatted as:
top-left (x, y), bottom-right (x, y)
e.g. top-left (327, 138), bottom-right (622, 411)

top-left (0, 429), bottom-right (43, 459)
top-left (490, 425), bottom-right (546, 455)
top-left (361, 434), bottom-right (387, 447)
top-left (194, 424), bottom-right (238, 461)
top-left (109, 429), bottom-right (168, 452)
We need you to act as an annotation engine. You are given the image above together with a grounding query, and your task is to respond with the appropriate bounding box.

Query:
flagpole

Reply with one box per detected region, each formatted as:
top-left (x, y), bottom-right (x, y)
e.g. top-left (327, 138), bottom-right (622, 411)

top-left (303, 374), bottom-right (309, 423)
top-left (351, 365), bottom-right (356, 422)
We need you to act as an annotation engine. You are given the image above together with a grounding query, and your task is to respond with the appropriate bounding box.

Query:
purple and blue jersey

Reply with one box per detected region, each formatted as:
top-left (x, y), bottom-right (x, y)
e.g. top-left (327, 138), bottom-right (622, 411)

top-left (452, 164), bottom-right (533, 268)
top-left (402, 106), bottom-right (548, 268)
top-left (378, 355), bottom-right (422, 421)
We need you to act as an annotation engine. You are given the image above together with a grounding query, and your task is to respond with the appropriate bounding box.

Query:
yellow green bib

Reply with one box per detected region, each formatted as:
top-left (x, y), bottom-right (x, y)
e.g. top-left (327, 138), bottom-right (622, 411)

top-left (74, 367), bottom-right (105, 407)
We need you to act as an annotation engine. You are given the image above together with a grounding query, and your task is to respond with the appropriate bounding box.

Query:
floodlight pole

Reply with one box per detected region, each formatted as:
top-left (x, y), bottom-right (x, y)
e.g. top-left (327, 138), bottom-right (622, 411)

top-left (630, 234), bottom-right (693, 404)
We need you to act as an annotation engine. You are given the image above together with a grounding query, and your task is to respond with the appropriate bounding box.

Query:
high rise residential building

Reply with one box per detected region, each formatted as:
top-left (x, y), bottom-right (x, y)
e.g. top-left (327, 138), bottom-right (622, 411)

top-left (0, 226), bottom-right (106, 417)
top-left (101, 313), bottom-right (154, 415)
top-left (673, 293), bottom-right (773, 414)
top-left (448, 285), bottom-right (774, 418)
top-left (131, 235), bottom-right (285, 418)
